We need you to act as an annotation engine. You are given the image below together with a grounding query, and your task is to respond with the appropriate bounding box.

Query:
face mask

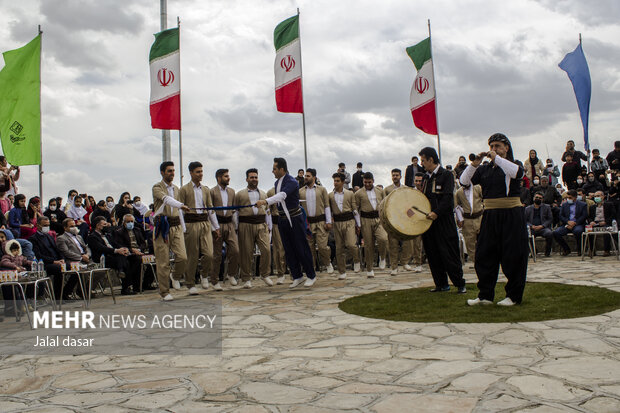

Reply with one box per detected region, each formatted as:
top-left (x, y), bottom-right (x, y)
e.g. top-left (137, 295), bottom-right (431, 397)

top-left (577, 179), bottom-right (583, 184)
top-left (533, 180), bottom-right (539, 185)
top-left (135, 202), bottom-right (142, 207)
top-left (547, 163), bottom-right (552, 167)
top-left (107, 202), bottom-right (114, 209)
top-left (49, 205), bottom-right (57, 211)
top-left (41, 226), bottom-right (50, 233)
top-left (534, 199), bottom-right (542, 205)
top-left (567, 199), bottom-right (574, 204)
top-left (577, 195), bottom-right (583, 201)
top-left (588, 177), bottom-right (595, 182)
top-left (69, 227), bottom-right (79, 235)
top-left (594, 197), bottom-right (602, 203)
top-left (126, 222), bottom-right (134, 230)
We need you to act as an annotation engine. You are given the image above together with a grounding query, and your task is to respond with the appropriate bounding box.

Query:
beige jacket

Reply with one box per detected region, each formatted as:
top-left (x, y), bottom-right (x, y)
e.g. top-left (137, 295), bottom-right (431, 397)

top-left (329, 189), bottom-right (357, 214)
top-left (234, 188), bottom-right (268, 217)
top-left (209, 185), bottom-right (236, 217)
top-left (300, 185), bottom-right (329, 217)
top-left (152, 180), bottom-right (181, 218)
top-left (355, 187), bottom-right (385, 213)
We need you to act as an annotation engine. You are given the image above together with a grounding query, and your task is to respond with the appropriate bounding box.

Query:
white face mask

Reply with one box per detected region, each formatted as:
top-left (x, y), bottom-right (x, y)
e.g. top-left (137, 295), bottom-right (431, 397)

top-left (107, 202), bottom-right (114, 209)
top-left (41, 226), bottom-right (50, 233)
top-left (49, 205), bottom-right (57, 211)
top-left (69, 227), bottom-right (79, 235)
top-left (135, 201), bottom-right (142, 207)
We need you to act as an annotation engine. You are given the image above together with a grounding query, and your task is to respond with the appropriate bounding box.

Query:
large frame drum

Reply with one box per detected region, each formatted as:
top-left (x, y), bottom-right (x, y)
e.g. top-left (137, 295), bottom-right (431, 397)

top-left (380, 187), bottom-right (432, 239)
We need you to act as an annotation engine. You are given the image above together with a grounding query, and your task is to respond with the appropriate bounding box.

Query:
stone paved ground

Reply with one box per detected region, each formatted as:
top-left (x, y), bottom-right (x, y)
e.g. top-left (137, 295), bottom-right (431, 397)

top-left (1, 255), bottom-right (619, 412)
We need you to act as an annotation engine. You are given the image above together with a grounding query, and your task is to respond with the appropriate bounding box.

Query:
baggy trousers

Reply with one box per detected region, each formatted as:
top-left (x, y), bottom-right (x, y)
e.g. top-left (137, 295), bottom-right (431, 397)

top-left (474, 207), bottom-right (528, 303)
top-left (210, 222), bottom-right (239, 284)
top-left (238, 222), bottom-right (271, 281)
top-left (333, 219), bottom-right (360, 274)
top-left (183, 221), bottom-right (213, 287)
top-left (422, 215), bottom-right (465, 289)
top-left (278, 214), bottom-right (316, 280)
top-left (154, 225), bottom-right (187, 297)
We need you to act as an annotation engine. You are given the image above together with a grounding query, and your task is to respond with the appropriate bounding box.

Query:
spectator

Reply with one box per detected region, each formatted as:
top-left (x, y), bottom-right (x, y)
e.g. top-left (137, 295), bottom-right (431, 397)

top-left (529, 175), bottom-right (542, 199)
top-left (26, 197), bottom-right (43, 235)
top-left (0, 239), bottom-right (32, 271)
top-left (0, 191), bottom-right (11, 215)
top-left (295, 169), bottom-right (305, 188)
top-left (606, 141), bottom-right (620, 179)
top-left (113, 192), bottom-right (134, 223)
top-left (525, 192), bottom-right (554, 256)
top-left (519, 179), bottom-right (532, 206)
top-left (66, 195), bottom-right (89, 239)
top-left (132, 196), bottom-right (149, 225)
top-left (590, 148), bottom-right (609, 181)
top-left (56, 218), bottom-right (91, 268)
top-left (90, 200), bottom-right (113, 226)
top-left (538, 176), bottom-right (562, 206)
top-left (336, 163), bottom-right (351, 189)
top-left (8, 194), bottom-right (33, 238)
top-left (542, 158), bottom-right (561, 186)
top-left (7, 194), bottom-right (14, 205)
top-left (524, 149), bottom-right (545, 182)
top-left (453, 156), bottom-right (467, 178)
top-left (576, 188), bottom-right (595, 209)
top-left (582, 172), bottom-right (603, 196)
top-left (587, 190), bottom-right (616, 256)
top-left (553, 189), bottom-right (588, 256)
top-left (0, 156), bottom-right (20, 195)
top-left (405, 156), bottom-right (424, 187)
top-left (1, 228), bottom-right (35, 260)
top-left (562, 153), bottom-right (581, 189)
top-left (29, 216), bottom-right (69, 300)
top-left (114, 213), bottom-right (155, 291)
top-left (63, 189), bottom-right (78, 213)
top-left (105, 196), bottom-right (115, 213)
top-left (610, 175), bottom-right (620, 204)
top-left (87, 216), bottom-right (134, 295)
top-left (43, 197), bottom-right (67, 236)
top-left (352, 162), bottom-right (364, 190)
top-left (561, 139), bottom-right (588, 166)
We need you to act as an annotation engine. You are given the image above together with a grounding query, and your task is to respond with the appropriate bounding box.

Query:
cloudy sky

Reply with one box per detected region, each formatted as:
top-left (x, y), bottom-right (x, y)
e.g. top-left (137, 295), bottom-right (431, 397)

top-left (1, 0), bottom-right (619, 203)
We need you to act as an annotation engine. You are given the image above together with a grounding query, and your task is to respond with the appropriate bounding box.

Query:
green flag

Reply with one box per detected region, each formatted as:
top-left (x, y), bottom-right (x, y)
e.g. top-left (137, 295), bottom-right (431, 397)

top-left (0, 34), bottom-right (41, 166)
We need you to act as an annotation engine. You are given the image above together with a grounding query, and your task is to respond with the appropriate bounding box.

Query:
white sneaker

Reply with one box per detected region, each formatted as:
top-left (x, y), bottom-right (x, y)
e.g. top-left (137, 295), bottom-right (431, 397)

top-left (404, 264), bottom-right (412, 271)
top-left (304, 277), bottom-right (316, 287)
top-left (367, 270), bottom-right (375, 278)
top-left (338, 273), bottom-right (347, 280)
top-left (188, 286), bottom-right (199, 295)
top-left (201, 278), bottom-right (209, 289)
top-left (390, 269), bottom-right (398, 276)
top-left (162, 293), bottom-right (174, 301)
top-left (243, 280), bottom-right (252, 289)
top-left (228, 276), bottom-right (238, 286)
top-left (276, 276), bottom-right (286, 285)
top-left (262, 276), bottom-right (274, 286)
top-left (326, 263), bottom-right (334, 274)
top-left (467, 298), bottom-right (493, 306)
top-left (290, 277), bottom-right (305, 289)
top-left (413, 266), bottom-right (423, 273)
top-left (353, 262), bottom-right (361, 273)
top-left (212, 282), bottom-right (223, 291)
top-left (497, 297), bottom-right (516, 307)
top-left (379, 259), bottom-right (386, 270)
top-left (169, 275), bottom-right (181, 290)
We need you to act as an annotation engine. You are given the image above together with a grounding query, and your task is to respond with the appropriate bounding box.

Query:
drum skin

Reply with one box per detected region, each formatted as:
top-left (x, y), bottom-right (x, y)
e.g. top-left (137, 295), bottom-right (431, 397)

top-left (380, 187), bottom-right (432, 239)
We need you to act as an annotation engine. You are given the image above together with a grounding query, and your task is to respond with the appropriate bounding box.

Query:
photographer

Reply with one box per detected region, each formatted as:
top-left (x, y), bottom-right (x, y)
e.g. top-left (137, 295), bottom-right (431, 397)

top-left (113, 192), bottom-right (134, 224)
top-left (336, 162), bottom-right (351, 190)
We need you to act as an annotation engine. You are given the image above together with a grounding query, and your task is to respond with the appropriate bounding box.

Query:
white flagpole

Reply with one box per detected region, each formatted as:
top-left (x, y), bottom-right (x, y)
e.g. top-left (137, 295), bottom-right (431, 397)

top-left (297, 8), bottom-right (308, 170)
top-left (178, 16), bottom-right (183, 186)
top-left (428, 19), bottom-right (442, 164)
top-left (160, 0), bottom-right (171, 162)
top-left (38, 25), bottom-right (43, 202)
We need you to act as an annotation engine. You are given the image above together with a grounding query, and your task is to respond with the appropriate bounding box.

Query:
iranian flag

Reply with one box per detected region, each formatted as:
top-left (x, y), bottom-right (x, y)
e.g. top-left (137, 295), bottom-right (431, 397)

top-left (406, 37), bottom-right (437, 135)
top-left (149, 27), bottom-right (180, 130)
top-left (274, 15), bottom-right (303, 113)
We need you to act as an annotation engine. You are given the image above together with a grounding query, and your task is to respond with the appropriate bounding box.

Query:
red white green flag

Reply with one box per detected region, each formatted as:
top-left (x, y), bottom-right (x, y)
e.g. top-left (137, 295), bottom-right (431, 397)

top-left (149, 28), bottom-right (180, 130)
top-left (406, 38), bottom-right (437, 135)
top-left (274, 15), bottom-right (303, 113)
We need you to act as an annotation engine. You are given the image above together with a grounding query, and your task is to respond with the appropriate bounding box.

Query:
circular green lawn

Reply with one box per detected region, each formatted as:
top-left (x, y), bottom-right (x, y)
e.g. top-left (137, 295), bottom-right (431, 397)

top-left (338, 282), bottom-right (620, 323)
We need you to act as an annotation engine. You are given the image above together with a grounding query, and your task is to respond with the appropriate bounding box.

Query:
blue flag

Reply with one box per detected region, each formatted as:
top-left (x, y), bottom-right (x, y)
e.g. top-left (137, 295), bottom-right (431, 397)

top-left (559, 43), bottom-right (591, 151)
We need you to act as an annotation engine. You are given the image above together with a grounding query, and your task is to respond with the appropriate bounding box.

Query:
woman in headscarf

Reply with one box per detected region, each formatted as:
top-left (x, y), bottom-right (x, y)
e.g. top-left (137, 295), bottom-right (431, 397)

top-left (460, 133), bottom-right (528, 307)
top-left (8, 194), bottom-right (33, 238)
top-left (523, 149), bottom-right (544, 183)
top-left (113, 192), bottom-right (134, 224)
top-left (66, 195), bottom-right (90, 239)
top-left (43, 197), bottom-right (67, 235)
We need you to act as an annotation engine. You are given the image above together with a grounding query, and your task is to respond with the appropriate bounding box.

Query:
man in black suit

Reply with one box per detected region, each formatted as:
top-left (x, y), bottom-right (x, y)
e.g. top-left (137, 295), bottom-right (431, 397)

top-left (404, 156), bottom-right (424, 188)
top-left (29, 216), bottom-right (72, 300)
top-left (351, 162), bottom-right (364, 190)
top-left (87, 216), bottom-right (134, 295)
top-left (525, 192), bottom-right (554, 256)
top-left (587, 190), bottom-right (617, 256)
top-left (553, 189), bottom-right (589, 255)
top-left (114, 213), bottom-right (154, 291)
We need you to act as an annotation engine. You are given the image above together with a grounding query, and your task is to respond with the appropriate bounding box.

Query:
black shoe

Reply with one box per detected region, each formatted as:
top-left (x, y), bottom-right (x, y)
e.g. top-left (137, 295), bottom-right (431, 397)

top-left (544, 251), bottom-right (551, 257)
top-left (430, 286), bottom-right (450, 292)
top-left (142, 285), bottom-right (157, 291)
top-left (121, 289), bottom-right (136, 296)
top-left (561, 249), bottom-right (571, 256)
top-left (457, 286), bottom-right (467, 294)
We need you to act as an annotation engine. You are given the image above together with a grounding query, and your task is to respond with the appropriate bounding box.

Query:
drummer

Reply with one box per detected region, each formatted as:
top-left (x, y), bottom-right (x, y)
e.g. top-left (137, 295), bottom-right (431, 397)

top-left (460, 133), bottom-right (528, 307)
top-left (382, 168), bottom-right (413, 275)
top-left (419, 147), bottom-right (467, 293)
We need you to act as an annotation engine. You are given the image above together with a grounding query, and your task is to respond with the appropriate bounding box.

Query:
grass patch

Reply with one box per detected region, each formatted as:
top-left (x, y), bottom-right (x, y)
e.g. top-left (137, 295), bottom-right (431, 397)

top-left (338, 282), bottom-right (620, 323)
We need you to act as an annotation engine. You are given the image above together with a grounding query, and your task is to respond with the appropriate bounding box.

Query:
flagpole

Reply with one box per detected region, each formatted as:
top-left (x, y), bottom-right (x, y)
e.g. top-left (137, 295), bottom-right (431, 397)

top-left (428, 19), bottom-right (442, 164)
top-left (38, 25), bottom-right (43, 202)
top-left (178, 16), bottom-right (183, 186)
top-left (160, 0), bottom-right (171, 162)
top-left (297, 8), bottom-right (308, 170)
